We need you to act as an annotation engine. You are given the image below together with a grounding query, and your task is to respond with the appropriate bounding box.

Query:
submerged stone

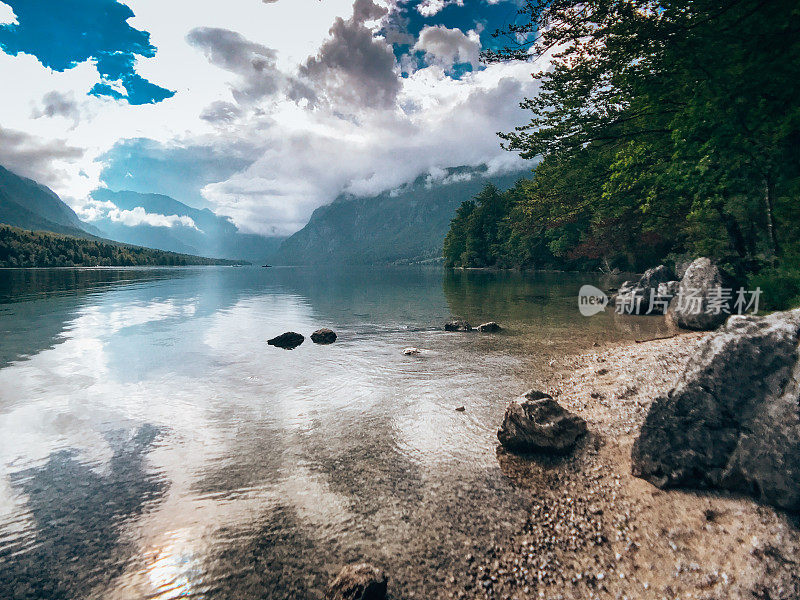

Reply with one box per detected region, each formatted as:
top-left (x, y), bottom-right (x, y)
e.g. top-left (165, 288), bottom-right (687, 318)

top-left (267, 331), bottom-right (304, 350)
top-left (311, 328), bottom-right (337, 344)
top-left (444, 319), bottom-right (472, 331)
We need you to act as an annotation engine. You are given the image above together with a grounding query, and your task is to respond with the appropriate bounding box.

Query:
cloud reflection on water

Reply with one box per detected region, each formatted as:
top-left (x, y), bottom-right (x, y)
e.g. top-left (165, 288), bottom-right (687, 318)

top-left (0, 266), bottom-right (676, 599)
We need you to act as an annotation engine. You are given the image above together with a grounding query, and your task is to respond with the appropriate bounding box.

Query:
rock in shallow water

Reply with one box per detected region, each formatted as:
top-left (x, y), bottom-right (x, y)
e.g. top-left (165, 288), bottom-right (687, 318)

top-left (311, 328), bottom-right (337, 344)
top-left (614, 264), bottom-right (676, 315)
top-left (444, 318), bottom-right (472, 331)
top-left (267, 331), bottom-right (304, 349)
top-left (325, 563), bottom-right (387, 600)
top-left (632, 308), bottom-right (800, 511)
top-left (478, 321), bottom-right (501, 332)
top-left (638, 264), bottom-right (676, 289)
top-left (497, 390), bottom-right (588, 453)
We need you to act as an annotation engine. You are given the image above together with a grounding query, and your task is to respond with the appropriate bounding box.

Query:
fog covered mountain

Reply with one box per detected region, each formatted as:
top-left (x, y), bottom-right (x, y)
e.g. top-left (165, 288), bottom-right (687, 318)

top-left (271, 166), bottom-right (528, 265)
top-left (89, 189), bottom-right (284, 263)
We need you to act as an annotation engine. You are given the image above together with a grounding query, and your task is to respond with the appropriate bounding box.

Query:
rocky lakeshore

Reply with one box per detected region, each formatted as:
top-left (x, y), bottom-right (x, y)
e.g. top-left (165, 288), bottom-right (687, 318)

top-left (443, 331), bottom-right (800, 600)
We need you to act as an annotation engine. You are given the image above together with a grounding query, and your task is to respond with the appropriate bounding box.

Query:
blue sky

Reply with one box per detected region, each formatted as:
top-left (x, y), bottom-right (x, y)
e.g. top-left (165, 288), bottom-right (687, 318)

top-left (0, 0), bottom-right (539, 235)
top-left (0, 0), bottom-right (174, 103)
top-left (389, 0), bottom-right (525, 71)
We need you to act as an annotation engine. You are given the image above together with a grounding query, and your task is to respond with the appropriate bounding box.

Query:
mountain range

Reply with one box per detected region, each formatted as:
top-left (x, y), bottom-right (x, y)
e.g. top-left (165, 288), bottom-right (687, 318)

top-left (0, 166), bottom-right (98, 237)
top-left (0, 166), bottom-right (282, 263)
top-left (88, 189), bottom-right (283, 263)
top-left (270, 166), bottom-right (528, 265)
top-left (0, 163), bottom-right (530, 266)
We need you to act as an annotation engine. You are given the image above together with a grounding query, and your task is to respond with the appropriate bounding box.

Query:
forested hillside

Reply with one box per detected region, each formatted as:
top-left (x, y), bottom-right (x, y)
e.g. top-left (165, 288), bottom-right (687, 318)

top-left (0, 225), bottom-right (245, 267)
top-left (0, 166), bottom-right (96, 237)
top-left (445, 0), bottom-right (800, 309)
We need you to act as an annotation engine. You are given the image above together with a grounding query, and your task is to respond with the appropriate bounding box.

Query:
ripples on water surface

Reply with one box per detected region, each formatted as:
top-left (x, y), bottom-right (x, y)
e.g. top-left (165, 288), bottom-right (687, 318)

top-left (0, 266), bottom-right (674, 599)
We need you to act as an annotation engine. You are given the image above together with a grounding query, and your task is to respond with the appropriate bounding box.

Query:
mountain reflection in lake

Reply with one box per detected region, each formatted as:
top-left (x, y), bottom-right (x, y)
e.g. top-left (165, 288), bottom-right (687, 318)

top-left (0, 266), bottom-right (674, 599)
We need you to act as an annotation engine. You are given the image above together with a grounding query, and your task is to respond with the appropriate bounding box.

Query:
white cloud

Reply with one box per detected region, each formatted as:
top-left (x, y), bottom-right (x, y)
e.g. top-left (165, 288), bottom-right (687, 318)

top-left (413, 25), bottom-right (481, 69)
top-left (86, 204), bottom-right (199, 229)
top-left (77, 198), bottom-right (117, 222)
top-left (0, 1), bottom-right (16, 25)
top-left (109, 207), bottom-right (198, 229)
top-left (416, 0), bottom-right (463, 17)
top-left (0, 0), bottom-right (548, 236)
top-left (202, 58), bottom-right (541, 235)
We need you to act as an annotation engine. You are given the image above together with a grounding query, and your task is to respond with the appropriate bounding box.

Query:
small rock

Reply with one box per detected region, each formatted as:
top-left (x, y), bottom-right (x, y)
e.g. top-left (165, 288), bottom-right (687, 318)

top-left (311, 328), bottom-right (337, 344)
top-left (326, 563), bottom-right (387, 600)
top-left (455, 406), bottom-right (466, 412)
top-left (402, 347), bottom-right (421, 355)
top-left (478, 321), bottom-right (501, 333)
top-left (267, 331), bottom-right (304, 350)
top-left (497, 390), bottom-right (588, 453)
top-left (444, 318), bottom-right (472, 331)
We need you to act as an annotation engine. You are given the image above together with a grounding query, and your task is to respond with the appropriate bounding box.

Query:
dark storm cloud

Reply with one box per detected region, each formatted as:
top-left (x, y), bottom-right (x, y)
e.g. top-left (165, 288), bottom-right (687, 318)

top-left (0, 126), bottom-right (84, 186)
top-left (186, 27), bottom-right (284, 104)
top-left (353, 0), bottom-right (388, 22)
top-left (297, 0), bottom-right (400, 110)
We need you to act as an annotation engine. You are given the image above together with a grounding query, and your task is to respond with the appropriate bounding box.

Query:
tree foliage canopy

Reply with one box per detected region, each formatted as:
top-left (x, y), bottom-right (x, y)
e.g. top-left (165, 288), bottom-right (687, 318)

top-left (0, 225), bottom-right (245, 267)
top-left (445, 0), bottom-right (800, 308)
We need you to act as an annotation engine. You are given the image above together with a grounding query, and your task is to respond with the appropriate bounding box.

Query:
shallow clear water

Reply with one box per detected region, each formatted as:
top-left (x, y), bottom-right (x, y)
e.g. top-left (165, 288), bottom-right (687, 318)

top-left (0, 266), bottom-right (673, 599)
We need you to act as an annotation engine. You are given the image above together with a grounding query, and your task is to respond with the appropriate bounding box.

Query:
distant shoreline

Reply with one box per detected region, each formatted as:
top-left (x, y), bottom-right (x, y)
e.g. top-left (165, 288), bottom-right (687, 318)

top-left (0, 225), bottom-right (249, 268)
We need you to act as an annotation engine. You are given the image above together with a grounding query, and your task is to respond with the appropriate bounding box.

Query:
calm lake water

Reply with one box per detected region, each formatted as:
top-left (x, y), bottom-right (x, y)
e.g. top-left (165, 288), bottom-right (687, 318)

top-left (0, 266), bottom-right (673, 599)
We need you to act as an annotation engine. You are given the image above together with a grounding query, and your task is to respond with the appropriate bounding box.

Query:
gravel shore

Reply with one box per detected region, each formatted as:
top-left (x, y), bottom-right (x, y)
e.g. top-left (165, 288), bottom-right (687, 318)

top-left (458, 332), bottom-right (800, 600)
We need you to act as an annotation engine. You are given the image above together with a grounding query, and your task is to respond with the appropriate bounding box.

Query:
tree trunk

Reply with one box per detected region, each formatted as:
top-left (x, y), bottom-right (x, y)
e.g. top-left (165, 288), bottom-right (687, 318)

top-left (764, 175), bottom-right (780, 256)
top-left (715, 205), bottom-right (747, 259)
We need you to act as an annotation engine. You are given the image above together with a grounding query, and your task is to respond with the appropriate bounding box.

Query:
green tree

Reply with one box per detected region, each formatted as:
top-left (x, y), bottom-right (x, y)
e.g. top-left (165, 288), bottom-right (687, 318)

top-left (460, 0), bottom-right (800, 286)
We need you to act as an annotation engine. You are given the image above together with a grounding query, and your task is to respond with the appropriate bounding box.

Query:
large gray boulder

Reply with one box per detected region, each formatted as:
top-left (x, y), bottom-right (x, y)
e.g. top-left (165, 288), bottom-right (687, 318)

top-left (666, 257), bottom-right (734, 330)
top-left (632, 309), bottom-right (800, 511)
top-left (498, 390), bottom-right (588, 453)
top-left (638, 264), bottom-right (676, 289)
top-left (325, 563), bottom-right (387, 600)
top-left (614, 264), bottom-right (677, 315)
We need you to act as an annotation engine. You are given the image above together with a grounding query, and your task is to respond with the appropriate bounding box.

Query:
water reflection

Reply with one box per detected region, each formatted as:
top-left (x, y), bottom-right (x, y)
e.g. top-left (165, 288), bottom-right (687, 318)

top-left (0, 266), bottom-right (674, 599)
top-left (0, 425), bottom-right (166, 600)
top-left (0, 269), bottom-right (188, 369)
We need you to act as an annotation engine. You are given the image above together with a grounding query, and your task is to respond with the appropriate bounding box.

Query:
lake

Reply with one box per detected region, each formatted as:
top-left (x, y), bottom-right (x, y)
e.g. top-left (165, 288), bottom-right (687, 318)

top-left (0, 266), bottom-right (673, 599)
